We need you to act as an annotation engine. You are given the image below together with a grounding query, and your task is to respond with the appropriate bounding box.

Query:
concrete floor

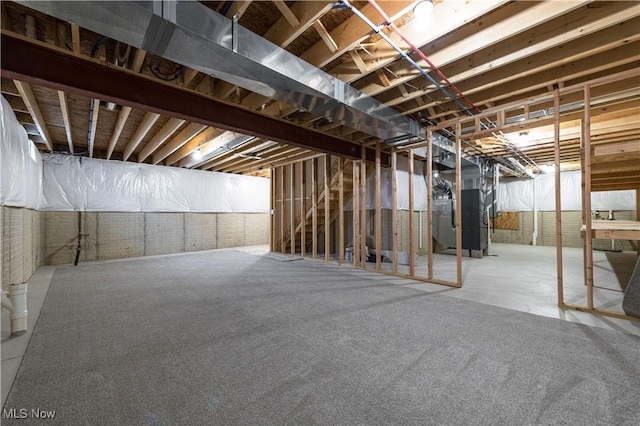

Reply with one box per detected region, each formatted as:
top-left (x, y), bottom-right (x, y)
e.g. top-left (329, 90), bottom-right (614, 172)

top-left (2, 243), bottom-right (639, 409)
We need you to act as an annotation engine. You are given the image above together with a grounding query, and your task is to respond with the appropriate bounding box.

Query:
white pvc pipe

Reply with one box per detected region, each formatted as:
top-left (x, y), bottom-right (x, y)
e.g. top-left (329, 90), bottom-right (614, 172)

top-left (1, 291), bottom-right (13, 312)
top-left (10, 283), bottom-right (28, 336)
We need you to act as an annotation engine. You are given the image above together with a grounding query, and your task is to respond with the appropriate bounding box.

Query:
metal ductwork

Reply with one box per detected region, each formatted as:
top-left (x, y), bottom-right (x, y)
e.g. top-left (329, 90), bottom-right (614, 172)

top-left (19, 0), bottom-right (423, 142)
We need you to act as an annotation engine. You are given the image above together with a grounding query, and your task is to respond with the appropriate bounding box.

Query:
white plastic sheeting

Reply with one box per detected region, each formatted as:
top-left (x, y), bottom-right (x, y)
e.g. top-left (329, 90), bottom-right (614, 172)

top-left (0, 96), bottom-right (42, 209)
top-left (498, 171), bottom-right (636, 211)
top-left (39, 154), bottom-right (270, 212)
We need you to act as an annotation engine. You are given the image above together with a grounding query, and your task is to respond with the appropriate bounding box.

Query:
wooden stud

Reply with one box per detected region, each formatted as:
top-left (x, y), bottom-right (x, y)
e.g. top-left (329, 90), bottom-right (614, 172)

top-left (375, 142), bottom-right (382, 270)
top-left (376, 69), bottom-right (391, 87)
top-left (71, 23), bottom-right (80, 53)
top-left (312, 158), bottom-right (318, 260)
top-left (279, 166), bottom-right (285, 254)
top-left (301, 161), bottom-right (307, 258)
top-left (408, 149), bottom-right (415, 277)
top-left (227, 1), bottom-right (252, 19)
top-left (338, 157), bottom-right (345, 265)
top-left (290, 163), bottom-right (295, 255)
top-left (353, 160), bottom-right (360, 267)
top-left (325, 155), bottom-right (331, 262)
top-left (138, 118), bottom-right (185, 162)
top-left (637, 188), bottom-right (640, 256)
top-left (349, 50), bottom-right (368, 74)
top-left (360, 145), bottom-right (367, 269)
top-left (88, 98), bottom-right (100, 158)
top-left (455, 123), bottom-right (463, 286)
top-left (270, 168), bottom-right (276, 252)
top-left (152, 123), bottom-right (207, 165)
top-left (583, 86), bottom-right (594, 310)
top-left (313, 20), bottom-right (338, 54)
top-left (427, 129), bottom-right (434, 280)
top-left (25, 15), bottom-right (36, 39)
top-left (272, 0), bottom-right (300, 28)
top-left (553, 90), bottom-right (564, 306)
top-left (13, 80), bottom-right (53, 151)
top-left (57, 91), bottom-right (73, 153)
top-left (391, 151), bottom-right (398, 274)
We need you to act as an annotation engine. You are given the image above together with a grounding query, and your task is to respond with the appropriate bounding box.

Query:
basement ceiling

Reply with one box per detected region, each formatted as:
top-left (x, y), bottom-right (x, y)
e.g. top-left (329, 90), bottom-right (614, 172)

top-left (1, 0), bottom-right (638, 177)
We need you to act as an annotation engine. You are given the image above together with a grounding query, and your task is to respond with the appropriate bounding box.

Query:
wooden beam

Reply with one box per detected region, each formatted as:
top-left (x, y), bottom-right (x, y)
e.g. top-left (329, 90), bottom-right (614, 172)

top-left (375, 141), bottom-right (382, 271)
top-left (279, 166), bottom-right (285, 253)
top-left (637, 187), bottom-right (640, 256)
top-left (349, 50), bottom-right (368, 74)
top-left (138, 118), bottom-right (184, 162)
top-left (290, 163), bottom-right (295, 255)
top-left (427, 130), bottom-right (433, 280)
top-left (376, 69), bottom-right (391, 87)
top-left (272, 0), bottom-right (300, 28)
top-left (312, 158), bottom-right (318, 260)
top-left (455, 122), bottom-right (462, 286)
top-left (167, 128), bottom-right (227, 167)
top-left (106, 106), bottom-right (132, 159)
top-left (353, 160), bottom-right (360, 267)
top-left (583, 88), bottom-right (594, 310)
top-left (152, 123), bottom-right (206, 165)
top-left (324, 155), bottom-right (330, 262)
top-left (391, 150), bottom-right (398, 273)
top-left (57, 90), bottom-right (73, 153)
top-left (271, 167), bottom-right (276, 252)
top-left (313, 20), bottom-right (338, 53)
top-left (553, 90), bottom-right (564, 306)
top-left (70, 23), bottom-right (80, 53)
top-left (360, 145), bottom-right (367, 269)
top-left (13, 80), bottom-right (52, 151)
top-left (123, 112), bottom-right (160, 161)
top-left (408, 149), bottom-right (415, 276)
top-left (301, 160), bottom-right (307, 258)
top-left (88, 98), bottom-right (100, 158)
top-left (226, 1), bottom-right (252, 19)
top-left (264, 2), bottom-right (333, 48)
top-left (338, 157), bottom-right (344, 265)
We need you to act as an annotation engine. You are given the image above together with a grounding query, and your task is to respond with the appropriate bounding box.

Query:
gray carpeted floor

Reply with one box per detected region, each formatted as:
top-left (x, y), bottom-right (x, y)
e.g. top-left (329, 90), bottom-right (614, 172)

top-left (4, 250), bottom-right (640, 425)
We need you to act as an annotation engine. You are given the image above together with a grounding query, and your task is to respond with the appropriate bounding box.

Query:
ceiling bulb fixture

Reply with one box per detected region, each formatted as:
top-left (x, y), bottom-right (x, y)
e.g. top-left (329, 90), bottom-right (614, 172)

top-left (193, 148), bottom-right (204, 160)
top-left (413, 0), bottom-right (434, 19)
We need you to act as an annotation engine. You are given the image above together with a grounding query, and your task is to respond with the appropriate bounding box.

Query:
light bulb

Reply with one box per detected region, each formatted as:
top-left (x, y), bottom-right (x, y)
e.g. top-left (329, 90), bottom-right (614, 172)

top-left (413, 0), bottom-right (434, 19)
top-left (193, 148), bottom-right (203, 160)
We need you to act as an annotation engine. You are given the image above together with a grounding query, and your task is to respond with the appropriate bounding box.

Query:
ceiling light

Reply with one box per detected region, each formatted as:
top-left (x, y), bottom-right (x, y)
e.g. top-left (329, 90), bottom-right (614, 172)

top-left (193, 148), bottom-right (203, 160)
top-left (413, 0), bottom-right (434, 19)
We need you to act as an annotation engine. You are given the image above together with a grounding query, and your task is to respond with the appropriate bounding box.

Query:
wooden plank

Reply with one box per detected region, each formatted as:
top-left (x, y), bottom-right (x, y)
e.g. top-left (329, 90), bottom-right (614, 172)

top-left (349, 50), bottom-right (368, 74)
top-left (88, 98), bottom-right (100, 158)
top-left (592, 141), bottom-right (640, 156)
top-left (353, 160), bottom-right (360, 267)
top-left (279, 166), bottom-right (285, 253)
top-left (360, 145), bottom-right (367, 269)
top-left (554, 90), bottom-right (564, 306)
top-left (338, 157), bottom-right (345, 265)
top-left (138, 118), bottom-right (185, 162)
top-left (271, 168), bottom-right (276, 252)
top-left (427, 130), bottom-right (433, 280)
top-left (561, 304), bottom-right (640, 322)
top-left (152, 123), bottom-right (207, 165)
top-left (71, 23), bottom-right (80, 53)
top-left (13, 80), bottom-right (52, 151)
top-left (455, 122), bottom-right (463, 286)
top-left (301, 161), bottom-right (307, 258)
top-left (324, 155), bottom-right (331, 262)
top-left (290, 163), bottom-right (295, 255)
top-left (264, 2), bottom-right (333, 48)
top-left (106, 106), bottom-right (132, 159)
top-left (123, 112), bottom-right (160, 161)
top-left (313, 20), bottom-right (338, 53)
top-left (312, 158), bottom-right (318, 259)
top-left (375, 142), bottom-right (382, 270)
top-left (376, 69), bottom-right (391, 88)
top-left (583, 87), bottom-right (594, 310)
top-left (408, 149), bottom-right (415, 277)
top-left (57, 90), bottom-right (73, 153)
top-left (391, 151), bottom-right (398, 274)
top-left (637, 188), bottom-right (640, 256)
top-left (226, 1), bottom-right (252, 19)
top-left (272, 0), bottom-right (300, 28)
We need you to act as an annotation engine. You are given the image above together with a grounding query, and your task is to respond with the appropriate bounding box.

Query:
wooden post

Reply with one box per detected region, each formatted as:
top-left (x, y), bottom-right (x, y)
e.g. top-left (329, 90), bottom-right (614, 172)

top-left (361, 145), bottom-right (367, 269)
top-left (301, 161), bottom-right (306, 257)
top-left (409, 149), bottom-right (415, 277)
top-left (427, 129), bottom-right (434, 280)
top-left (312, 158), bottom-right (318, 259)
top-left (637, 188), bottom-right (640, 256)
top-left (375, 142), bottom-right (382, 270)
top-left (455, 123), bottom-right (463, 286)
top-left (279, 166), bottom-right (285, 253)
top-left (353, 160), bottom-right (360, 267)
top-left (338, 157), bottom-right (345, 265)
top-left (324, 155), bottom-right (331, 262)
top-left (391, 151), bottom-right (398, 273)
top-left (270, 168), bottom-right (275, 252)
top-left (583, 86), bottom-right (594, 309)
top-left (554, 90), bottom-right (564, 306)
top-left (290, 163), bottom-right (295, 255)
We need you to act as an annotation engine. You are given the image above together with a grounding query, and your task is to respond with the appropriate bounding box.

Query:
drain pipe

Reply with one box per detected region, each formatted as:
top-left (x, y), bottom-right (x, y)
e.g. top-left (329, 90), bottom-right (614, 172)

top-left (2, 284), bottom-right (28, 336)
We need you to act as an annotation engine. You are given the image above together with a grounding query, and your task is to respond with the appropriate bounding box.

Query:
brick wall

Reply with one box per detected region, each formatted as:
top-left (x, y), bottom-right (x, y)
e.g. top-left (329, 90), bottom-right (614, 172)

top-left (1, 206), bottom-right (44, 291)
top-left (41, 211), bottom-right (270, 265)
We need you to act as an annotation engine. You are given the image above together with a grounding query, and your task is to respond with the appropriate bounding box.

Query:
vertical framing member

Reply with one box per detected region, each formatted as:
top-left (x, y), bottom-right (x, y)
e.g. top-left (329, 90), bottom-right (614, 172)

top-left (455, 122), bottom-right (463, 286)
top-left (375, 142), bottom-right (382, 270)
top-left (391, 150), bottom-right (398, 273)
top-left (583, 85), bottom-right (594, 309)
top-left (279, 166), bottom-right (285, 253)
top-left (270, 167), bottom-right (276, 252)
top-left (427, 129), bottom-right (434, 280)
top-left (324, 155), bottom-right (331, 262)
top-left (408, 149), bottom-right (415, 276)
top-left (353, 160), bottom-right (360, 267)
top-left (312, 158), bottom-right (318, 259)
top-left (300, 160), bottom-right (306, 258)
top-left (554, 89), bottom-right (564, 306)
top-left (338, 157), bottom-right (345, 265)
top-left (360, 145), bottom-right (367, 269)
top-left (290, 163), bottom-right (295, 255)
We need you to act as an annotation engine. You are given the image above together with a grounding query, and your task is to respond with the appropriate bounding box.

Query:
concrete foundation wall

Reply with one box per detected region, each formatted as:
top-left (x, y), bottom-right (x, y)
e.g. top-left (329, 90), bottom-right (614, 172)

top-left (1, 206), bottom-right (44, 291)
top-left (491, 210), bottom-right (637, 250)
top-left (43, 212), bottom-right (270, 265)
